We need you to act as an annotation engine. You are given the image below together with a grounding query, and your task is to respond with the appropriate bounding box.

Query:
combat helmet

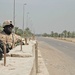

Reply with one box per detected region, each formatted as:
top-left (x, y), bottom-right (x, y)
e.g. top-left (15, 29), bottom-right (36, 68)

top-left (2, 20), bottom-right (14, 28)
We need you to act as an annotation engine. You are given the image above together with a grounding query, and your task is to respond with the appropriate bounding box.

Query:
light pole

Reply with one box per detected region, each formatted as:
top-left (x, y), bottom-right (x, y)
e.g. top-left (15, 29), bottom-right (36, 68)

top-left (26, 12), bottom-right (29, 28)
top-left (13, 0), bottom-right (15, 33)
top-left (23, 3), bottom-right (27, 37)
top-left (12, 0), bottom-right (15, 48)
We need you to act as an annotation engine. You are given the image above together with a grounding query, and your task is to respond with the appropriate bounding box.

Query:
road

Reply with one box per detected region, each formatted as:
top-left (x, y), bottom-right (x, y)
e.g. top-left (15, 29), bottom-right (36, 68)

top-left (37, 37), bottom-right (75, 59)
top-left (37, 37), bottom-right (75, 75)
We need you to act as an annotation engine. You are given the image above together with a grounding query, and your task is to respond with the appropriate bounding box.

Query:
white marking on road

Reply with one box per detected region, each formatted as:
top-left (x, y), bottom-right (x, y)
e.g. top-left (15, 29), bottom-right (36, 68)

top-left (63, 46), bottom-right (69, 49)
top-left (58, 43), bottom-right (62, 46)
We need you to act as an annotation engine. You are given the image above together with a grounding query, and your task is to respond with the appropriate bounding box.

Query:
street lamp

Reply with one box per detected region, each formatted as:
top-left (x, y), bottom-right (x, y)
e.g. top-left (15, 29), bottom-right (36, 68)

top-left (12, 0), bottom-right (15, 48)
top-left (23, 3), bottom-right (27, 37)
top-left (26, 12), bottom-right (29, 28)
top-left (13, 0), bottom-right (15, 33)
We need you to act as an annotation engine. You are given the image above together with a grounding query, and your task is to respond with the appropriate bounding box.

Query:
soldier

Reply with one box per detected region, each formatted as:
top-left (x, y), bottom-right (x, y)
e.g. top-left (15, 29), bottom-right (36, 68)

top-left (0, 20), bottom-right (14, 60)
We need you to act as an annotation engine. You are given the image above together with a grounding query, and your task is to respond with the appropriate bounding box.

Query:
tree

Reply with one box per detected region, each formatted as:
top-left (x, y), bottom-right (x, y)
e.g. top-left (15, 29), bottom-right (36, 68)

top-left (42, 33), bottom-right (48, 37)
top-left (62, 30), bottom-right (67, 38)
top-left (67, 31), bottom-right (71, 38)
top-left (16, 29), bottom-right (23, 36)
top-left (0, 26), bottom-right (3, 32)
top-left (54, 32), bottom-right (59, 37)
top-left (71, 32), bottom-right (75, 38)
top-left (15, 27), bottom-right (19, 34)
top-left (51, 31), bottom-right (54, 37)
top-left (24, 27), bottom-right (32, 37)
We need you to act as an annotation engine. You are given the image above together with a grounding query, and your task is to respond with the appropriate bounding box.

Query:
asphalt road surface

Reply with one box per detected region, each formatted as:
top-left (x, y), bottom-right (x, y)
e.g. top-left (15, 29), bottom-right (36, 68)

top-left (37, 37), bottom-right (75, 75)
top-left (37, 37), bottom-right (75, 60)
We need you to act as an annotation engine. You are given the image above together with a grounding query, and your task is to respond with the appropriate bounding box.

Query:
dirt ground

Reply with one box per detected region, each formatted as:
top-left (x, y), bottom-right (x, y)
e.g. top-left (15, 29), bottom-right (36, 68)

top-left (38, 41), bottom-right (75, 75)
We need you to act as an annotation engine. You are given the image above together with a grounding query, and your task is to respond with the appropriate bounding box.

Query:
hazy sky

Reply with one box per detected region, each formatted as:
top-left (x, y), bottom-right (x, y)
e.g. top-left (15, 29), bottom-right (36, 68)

top-left (0, 0), bottom-right (75, 34)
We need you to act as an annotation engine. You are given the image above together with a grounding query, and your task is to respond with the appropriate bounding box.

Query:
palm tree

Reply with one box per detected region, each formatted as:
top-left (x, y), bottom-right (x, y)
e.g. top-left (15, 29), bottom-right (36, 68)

top-left (51, 31), bottom-right (54, 37)
top-left (62, 30), bottom-right (67, 38)
top-left (71, 32), bottom-right (75, 38)
top-left (54, 32), bottom-right (59, 37)
top-left (67, 31), bottom-right (71, 38)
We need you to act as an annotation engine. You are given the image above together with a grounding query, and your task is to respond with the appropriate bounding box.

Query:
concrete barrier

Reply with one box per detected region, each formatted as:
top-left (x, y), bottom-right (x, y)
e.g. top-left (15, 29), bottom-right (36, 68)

top-left (0, 40), bottom-right (49, 75)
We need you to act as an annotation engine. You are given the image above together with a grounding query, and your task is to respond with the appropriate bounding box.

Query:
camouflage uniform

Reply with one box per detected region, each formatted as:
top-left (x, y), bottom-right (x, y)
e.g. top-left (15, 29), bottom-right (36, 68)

top-left (0, 20), bottom-right (23, 60)
top-left (0, 31), bottom-right (13, 49)
top-left (0, 20), bottom-right (14, 60)
top-left (12, 34), bottom-right (22, 46)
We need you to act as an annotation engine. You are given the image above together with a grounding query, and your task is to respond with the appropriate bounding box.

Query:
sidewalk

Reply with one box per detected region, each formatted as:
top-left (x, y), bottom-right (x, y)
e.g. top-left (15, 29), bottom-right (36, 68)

top-left (0, 44), bottom-right (35, 75)
top-left (0, 40), bottom-right (49, 75)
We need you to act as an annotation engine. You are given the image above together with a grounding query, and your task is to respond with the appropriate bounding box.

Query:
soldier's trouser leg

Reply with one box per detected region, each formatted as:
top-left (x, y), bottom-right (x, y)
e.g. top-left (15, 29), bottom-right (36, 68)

top-left (0, 53), bottom-right (2, 60)
top-left (0, 48), bottom-right (3, 60)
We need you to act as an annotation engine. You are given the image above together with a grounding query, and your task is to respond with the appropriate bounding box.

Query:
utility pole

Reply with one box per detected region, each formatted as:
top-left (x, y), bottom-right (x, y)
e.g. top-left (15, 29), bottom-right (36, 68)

top-left (23, 3), bottom-right (27, 37)
top-left (12, 0), bottom-right (15, 48)
top-left (13, 0), bottom-right (15, 31)
top-left (26, 12), bottom-right (29, 28)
